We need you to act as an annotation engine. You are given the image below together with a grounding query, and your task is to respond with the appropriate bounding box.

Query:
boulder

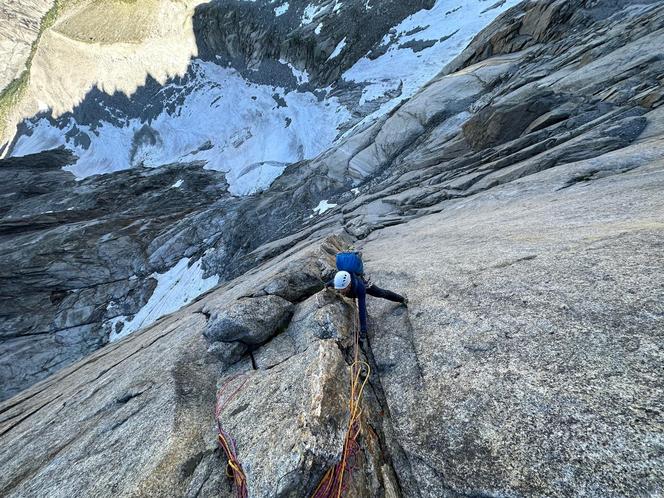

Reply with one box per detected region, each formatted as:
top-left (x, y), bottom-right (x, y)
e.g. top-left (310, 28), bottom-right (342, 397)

top-left (259, 257), bottom-right (327, 302)
top-left (253, 290), bottom-right (355, 369)
top-left (203, 295), bottom-right (295, 346)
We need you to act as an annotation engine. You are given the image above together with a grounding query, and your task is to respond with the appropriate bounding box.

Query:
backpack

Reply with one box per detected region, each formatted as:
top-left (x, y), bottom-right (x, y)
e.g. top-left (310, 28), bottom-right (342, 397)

top-left (336, 251), bottom-right (364, 276)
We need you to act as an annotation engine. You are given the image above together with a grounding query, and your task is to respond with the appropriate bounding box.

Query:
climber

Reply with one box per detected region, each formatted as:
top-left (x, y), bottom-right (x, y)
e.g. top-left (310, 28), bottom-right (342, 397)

top-left (325, 251), bottom-right (407, 338)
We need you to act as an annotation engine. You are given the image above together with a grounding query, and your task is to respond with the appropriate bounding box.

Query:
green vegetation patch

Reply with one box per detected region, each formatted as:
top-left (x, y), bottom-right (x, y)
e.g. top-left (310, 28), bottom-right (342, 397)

top-left (0, 0), bottom-right (177, 142)
top-left (0, 0), bottom-right (98, 140)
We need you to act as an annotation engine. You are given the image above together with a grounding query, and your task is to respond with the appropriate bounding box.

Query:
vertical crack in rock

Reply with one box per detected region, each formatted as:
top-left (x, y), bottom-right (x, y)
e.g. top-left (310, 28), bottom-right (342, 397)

top-left (361, 331), bottom-right (423, 498)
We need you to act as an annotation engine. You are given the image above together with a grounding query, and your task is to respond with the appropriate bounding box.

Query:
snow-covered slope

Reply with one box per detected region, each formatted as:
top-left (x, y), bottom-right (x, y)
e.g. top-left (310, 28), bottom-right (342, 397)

top-left (3, 0), bottom-right (519, 195)
top-left (108, 256), bottom-right (219, 342)
top-left (11, 60), bottom-right (350, 195)
top-left (343, 0), bottom-right (522, 125)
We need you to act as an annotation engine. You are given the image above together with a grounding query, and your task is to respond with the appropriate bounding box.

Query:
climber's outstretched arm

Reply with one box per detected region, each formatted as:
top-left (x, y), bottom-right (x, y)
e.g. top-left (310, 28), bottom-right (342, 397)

top-left (366, 284), bottom-right (406, 303)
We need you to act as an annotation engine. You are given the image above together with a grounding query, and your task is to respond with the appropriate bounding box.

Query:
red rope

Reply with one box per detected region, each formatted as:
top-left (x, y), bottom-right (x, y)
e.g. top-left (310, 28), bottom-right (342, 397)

top-left (215, 374), bottom-right (250, 498)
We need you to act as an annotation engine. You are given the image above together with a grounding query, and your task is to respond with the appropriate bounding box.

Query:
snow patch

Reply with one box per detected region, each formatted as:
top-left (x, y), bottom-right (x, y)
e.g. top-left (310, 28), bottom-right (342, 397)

top-left (227, 161), bottom-right (288, 196)
top-left (280, 58), bottom-right (310, 84)
top-left (327, 37), bottom-right (347, 61)
top-left (274, 3), bottom-right (289, 16)
top-left (108, 257), bottom-right (218, 342)
top-left (342, 0), bottom-right (521, 126)
top-left (302, 4), bottom-right (324, 24)
top-left (313, 200), bottom-right (338, 215)
top-left (170, 179), bottom-right (184, 188)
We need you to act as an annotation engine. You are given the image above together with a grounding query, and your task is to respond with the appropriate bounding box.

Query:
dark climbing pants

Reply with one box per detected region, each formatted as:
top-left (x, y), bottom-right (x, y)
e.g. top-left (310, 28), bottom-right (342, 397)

top-left (366, 284), bottom-right (405, 303)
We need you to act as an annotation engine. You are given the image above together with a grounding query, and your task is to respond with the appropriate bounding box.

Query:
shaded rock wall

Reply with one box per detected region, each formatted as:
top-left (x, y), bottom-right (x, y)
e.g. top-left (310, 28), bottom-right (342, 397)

top-left (193, 0), bottom-right (435, 86)
top-left (0, 151), bottom-right (231, 400)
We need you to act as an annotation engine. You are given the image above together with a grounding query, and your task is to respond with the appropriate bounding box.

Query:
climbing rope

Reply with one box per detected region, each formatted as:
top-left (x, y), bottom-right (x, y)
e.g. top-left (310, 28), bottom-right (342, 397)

top-left (311, 312), bottom-right (371, 498)
top-left (213, 297), bottom-right (371, 498)
top-left (215, 374), bottom-right (250, 498)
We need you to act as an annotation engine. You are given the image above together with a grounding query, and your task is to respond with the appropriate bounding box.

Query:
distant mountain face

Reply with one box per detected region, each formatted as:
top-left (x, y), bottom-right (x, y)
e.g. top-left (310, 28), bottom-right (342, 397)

top-left (0, 0), bottom-right (526, 400)
top-left (1, 0), bottom-right (519, 195)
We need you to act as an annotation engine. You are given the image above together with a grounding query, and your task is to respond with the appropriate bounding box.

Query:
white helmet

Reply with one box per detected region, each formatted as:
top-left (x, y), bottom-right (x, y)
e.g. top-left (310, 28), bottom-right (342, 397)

top-left (334, 271), bottom-right (352, 290)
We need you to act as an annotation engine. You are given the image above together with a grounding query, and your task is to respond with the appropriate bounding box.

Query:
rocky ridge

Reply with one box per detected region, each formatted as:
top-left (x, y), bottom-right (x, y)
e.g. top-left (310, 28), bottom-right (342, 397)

top-left (0, 0), bottom-right (663, 497)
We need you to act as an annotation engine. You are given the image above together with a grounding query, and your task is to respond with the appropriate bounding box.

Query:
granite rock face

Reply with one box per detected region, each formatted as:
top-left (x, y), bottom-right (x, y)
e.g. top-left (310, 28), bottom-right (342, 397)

top-left (363, 158), bottom-right (664, 497)
top-left (203, 295), bottom-right (295, 345)
top-left (0, 0), bottom-right (663, 497)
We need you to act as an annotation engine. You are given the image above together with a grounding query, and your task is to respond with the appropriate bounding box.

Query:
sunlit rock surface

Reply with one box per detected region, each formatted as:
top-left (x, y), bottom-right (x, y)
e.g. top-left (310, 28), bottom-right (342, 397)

top-left (0, 0), bottom-right (55, 91)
